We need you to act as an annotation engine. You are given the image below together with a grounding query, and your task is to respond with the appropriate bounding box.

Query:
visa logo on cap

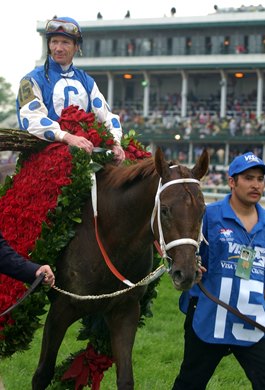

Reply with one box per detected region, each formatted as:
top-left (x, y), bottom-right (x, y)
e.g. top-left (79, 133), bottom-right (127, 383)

top-left (244, 154), bottom-right (261, 163)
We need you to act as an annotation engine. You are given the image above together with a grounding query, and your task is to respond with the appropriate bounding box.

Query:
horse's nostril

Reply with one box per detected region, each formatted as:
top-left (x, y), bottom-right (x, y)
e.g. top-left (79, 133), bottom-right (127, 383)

top-left (173, 270), bottom-right (183, 281)
top-left (172, 269), bottom-right (196, 289)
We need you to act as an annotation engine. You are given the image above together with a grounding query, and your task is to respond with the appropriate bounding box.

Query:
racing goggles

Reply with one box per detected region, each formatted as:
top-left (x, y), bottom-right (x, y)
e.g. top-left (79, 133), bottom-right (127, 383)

top-left (46, 19), bottom-right (81, 39)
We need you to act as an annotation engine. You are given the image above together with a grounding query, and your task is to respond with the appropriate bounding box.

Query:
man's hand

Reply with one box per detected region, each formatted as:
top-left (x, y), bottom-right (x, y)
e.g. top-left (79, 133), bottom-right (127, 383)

top-left (112, 144), bottom-right (125, 164)
top-left (195, 265), bottom-right (207, 284)
top-left (63, 133), bottom-right (94, 153)
top-left (36, 265), bottom-right (55, 287)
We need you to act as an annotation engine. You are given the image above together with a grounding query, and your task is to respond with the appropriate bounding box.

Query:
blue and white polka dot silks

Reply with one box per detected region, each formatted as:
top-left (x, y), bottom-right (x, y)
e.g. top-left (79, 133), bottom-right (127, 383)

top-left (16, 57), bottom-right (122, 143)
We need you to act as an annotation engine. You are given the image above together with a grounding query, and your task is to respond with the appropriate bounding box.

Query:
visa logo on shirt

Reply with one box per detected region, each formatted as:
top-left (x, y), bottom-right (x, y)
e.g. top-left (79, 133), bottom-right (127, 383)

top-left (219, 228), bottom-right (233, 240)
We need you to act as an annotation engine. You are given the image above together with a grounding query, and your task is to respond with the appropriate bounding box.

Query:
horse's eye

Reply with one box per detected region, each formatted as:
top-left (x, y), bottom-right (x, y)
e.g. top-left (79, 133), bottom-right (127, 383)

top-left (161, 205), bottom-right (170, 218)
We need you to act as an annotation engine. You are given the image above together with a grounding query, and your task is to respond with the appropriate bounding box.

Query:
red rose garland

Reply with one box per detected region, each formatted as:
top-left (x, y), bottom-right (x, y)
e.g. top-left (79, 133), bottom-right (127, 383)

top-left (0, 144), bottom-right (72, 335)
top-left (0, 105), bottom-right (152, 388)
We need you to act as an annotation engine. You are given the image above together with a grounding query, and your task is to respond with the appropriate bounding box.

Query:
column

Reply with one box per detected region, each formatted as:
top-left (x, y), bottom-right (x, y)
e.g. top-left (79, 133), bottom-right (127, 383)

top-left (107, 72), bottom-right (114, 109)
top-left (181, 70), bottom-right (188, 118)
top-left (256, 69), bottom-right (263, 120)
top-left (220, 70), bottom-right (227, 118)
top-left (188, 142), bottom-right (193, 164)
top-left (143, 71), bottom-right (150, 118)
top-left (225, 143), bottom-right (229, 166)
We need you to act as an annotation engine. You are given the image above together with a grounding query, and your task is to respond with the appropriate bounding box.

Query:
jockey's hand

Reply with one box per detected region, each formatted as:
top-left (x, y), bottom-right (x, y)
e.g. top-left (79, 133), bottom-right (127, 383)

top-left (112, 144), bottom-right (125, 164)
top-left (63, 133), bottom-right (94, 153)
top-left (195, 265), bottom-right (207, 284)
top-left (36, 265), bottom-right (55, 287)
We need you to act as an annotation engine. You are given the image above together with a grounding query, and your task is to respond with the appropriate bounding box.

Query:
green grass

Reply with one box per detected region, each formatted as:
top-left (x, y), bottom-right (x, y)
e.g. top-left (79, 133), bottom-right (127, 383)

top-left (0, 275), bottom-right (251, 389)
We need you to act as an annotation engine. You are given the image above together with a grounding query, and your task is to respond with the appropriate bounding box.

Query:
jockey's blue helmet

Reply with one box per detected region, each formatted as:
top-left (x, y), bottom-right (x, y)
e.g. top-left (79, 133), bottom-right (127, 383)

top-left (45, 16), bottom-right (83, 44)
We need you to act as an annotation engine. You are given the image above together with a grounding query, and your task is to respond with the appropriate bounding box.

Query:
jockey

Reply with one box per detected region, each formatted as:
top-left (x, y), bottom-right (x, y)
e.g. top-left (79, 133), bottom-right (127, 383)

top-left (16, 16), bottom-right (125, 164)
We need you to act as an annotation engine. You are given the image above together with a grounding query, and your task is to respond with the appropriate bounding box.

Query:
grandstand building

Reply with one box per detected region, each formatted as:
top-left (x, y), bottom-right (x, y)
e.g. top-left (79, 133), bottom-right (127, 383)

top-left (37, 5), bottom-right (265, 167)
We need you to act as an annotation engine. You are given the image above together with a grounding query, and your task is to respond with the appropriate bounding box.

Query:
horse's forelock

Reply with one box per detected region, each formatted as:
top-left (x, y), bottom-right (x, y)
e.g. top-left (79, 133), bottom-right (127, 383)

top-left (178, 165), bottom-right (191, 178)
top-left (170, 163), bottom-right (192, 179)
top-left (168, 164), bottom-right (203, 205)
top-left (102, 157), bottom-right (157, 188)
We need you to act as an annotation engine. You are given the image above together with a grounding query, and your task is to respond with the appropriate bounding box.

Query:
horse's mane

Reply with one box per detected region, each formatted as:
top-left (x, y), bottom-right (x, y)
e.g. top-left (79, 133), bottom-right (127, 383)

top-left (102, 157), bottom-right (191, 188)
top-left (102, 157), bottom-right (157, 188)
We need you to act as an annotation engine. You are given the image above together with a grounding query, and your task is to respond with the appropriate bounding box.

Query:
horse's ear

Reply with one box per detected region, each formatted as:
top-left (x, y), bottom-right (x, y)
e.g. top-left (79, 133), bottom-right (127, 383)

top-left (191, 148), bottom-right (209, 180)
top-left (155, 147), bottom-right (171, 178)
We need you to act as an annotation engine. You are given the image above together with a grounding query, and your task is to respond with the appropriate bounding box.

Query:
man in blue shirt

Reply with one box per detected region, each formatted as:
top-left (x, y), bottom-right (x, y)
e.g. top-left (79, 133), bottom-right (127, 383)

top-left (16, 16), bottom-right (125, 163)
top-left (172, 152), bottom-right (265, 390)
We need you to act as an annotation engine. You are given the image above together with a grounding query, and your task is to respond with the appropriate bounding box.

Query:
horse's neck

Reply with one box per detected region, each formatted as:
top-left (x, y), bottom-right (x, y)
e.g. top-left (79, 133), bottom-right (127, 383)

top-left (129, 175), bottom-right (158, 217)
top-left (97, 174), bottom-right (159, 231)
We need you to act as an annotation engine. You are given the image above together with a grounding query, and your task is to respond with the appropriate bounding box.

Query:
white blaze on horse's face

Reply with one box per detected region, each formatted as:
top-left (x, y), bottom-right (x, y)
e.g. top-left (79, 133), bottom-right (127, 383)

top-left (153, 148), bottom-right (209, 291)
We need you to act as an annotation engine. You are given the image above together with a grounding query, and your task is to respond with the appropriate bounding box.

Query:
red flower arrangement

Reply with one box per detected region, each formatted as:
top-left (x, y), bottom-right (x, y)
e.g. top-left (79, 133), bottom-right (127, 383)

top-left (58, 105), bottom-right (151, 160)
top-left (58, 105), bottom-right (115, 149)
top-left (61, 343), bottom-right (113, 390)
top-left (0, 105), bottom-right (152, 387)
top-left (0, 143), bottom-right (73, 345)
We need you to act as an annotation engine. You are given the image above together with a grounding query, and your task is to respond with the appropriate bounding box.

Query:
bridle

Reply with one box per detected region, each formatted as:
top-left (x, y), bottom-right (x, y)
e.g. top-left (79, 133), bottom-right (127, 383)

top-left (91, 169), bottom-right (202, 286)
top-left (151, 168), bottom-right (202, 262)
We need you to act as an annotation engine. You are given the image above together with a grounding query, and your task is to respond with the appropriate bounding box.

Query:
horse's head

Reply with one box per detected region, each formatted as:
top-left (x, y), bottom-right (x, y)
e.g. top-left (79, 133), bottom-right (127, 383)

top-left (153, 148), bottom-right (209, 291)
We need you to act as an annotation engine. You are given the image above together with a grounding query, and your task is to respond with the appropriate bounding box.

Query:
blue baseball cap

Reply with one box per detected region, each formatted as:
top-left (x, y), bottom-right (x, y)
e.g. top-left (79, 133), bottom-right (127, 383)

top-left (229, 152), bottom-right (265, 176)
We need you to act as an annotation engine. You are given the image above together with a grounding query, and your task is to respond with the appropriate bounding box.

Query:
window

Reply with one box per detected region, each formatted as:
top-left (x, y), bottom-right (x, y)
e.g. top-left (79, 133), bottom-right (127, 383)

top-left (205, 37), bottom-right (212, 54)
top-left (167, 37), bottom-right (173, 55)
top-left (127, 40), bottom-right (135, 56)
top-left (222, 36), bottom-right (230, 54)
top-left (262, 35), bottom-right (265, 51)
top-left (94, 40), bottom-right (100, 57)
top-left (186, 37), bottom-right (192, 54)
top-left (112, 39), bottom-right (118, 56)
top-left (244, 35), bottom-right (249, 53)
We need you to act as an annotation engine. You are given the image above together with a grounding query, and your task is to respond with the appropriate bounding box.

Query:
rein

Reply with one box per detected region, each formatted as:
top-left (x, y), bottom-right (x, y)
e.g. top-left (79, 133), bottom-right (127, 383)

top-left (0, 273), bottom-right (45, 317)
top-left (91, 172), bottom-right (136, 287)
top-left (198, 281), bottom-right (265, 332)
top-left (52, 265), bottom-right (167, 299)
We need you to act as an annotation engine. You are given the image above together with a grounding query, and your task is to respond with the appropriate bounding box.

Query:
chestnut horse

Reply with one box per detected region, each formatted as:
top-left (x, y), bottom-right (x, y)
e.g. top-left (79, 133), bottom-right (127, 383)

top-left (32, 148), bottom-right (209, 390)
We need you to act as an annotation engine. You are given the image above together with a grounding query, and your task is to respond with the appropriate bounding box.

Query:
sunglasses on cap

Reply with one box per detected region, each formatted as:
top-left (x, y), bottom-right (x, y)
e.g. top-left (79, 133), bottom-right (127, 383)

top-left (46, 19), bottom-right (81, 38)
